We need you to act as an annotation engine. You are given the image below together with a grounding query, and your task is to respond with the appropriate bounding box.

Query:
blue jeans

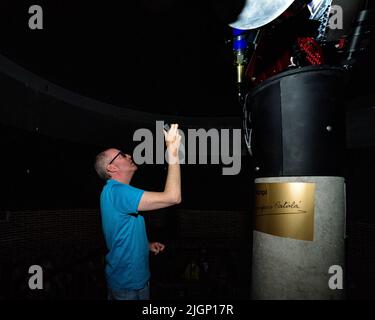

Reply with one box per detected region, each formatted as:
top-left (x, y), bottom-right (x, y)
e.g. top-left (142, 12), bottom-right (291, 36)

top-left (107, 282), bottom-right (150, 300)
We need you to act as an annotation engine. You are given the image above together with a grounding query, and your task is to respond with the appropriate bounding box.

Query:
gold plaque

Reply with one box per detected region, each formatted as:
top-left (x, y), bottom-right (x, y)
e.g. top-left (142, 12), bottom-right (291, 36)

top-left (255, 183), bottom-right (316, 241)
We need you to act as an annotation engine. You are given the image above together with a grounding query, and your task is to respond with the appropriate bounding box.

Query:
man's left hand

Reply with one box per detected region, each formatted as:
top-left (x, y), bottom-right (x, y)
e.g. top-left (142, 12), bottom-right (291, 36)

top-left (149, 242), bottom-right (165, 255)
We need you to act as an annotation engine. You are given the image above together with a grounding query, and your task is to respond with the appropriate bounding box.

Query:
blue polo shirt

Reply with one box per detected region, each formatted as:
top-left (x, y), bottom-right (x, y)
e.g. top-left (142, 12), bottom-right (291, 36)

top-left (100, 179), bottom-right (149, 290)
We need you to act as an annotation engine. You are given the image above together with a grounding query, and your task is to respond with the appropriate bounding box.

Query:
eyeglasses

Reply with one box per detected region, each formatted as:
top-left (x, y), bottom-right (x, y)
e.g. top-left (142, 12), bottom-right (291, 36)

top-left (108, 151), bottom-right (126, 165)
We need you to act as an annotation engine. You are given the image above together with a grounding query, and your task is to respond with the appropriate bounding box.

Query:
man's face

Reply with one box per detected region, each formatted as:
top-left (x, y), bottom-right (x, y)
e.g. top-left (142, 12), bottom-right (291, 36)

top-left (106, 149), bottom-right (137, 176)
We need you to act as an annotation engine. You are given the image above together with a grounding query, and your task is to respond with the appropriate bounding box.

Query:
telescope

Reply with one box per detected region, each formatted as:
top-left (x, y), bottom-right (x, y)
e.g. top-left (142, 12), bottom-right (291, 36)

top-left (229, 0), bottom-right (374, 299)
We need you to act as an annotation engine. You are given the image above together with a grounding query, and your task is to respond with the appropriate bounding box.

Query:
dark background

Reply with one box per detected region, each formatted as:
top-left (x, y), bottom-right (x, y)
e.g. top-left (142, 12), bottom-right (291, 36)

top-left (0, 0), bottom-right (245, 117)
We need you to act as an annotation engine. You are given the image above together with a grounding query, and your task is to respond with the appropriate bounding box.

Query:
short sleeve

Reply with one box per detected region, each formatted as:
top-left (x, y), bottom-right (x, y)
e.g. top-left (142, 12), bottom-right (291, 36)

top-left (110, 183), bottom-right (145, 214)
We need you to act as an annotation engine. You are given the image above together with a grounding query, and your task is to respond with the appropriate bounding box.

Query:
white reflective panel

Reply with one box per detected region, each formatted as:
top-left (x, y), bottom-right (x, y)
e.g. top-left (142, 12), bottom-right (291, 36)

top-left (229, 0), bottom-right (296, 30)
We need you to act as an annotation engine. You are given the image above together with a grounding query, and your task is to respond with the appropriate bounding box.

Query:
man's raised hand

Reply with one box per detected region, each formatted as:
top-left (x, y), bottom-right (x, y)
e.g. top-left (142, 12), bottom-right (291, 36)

top-left (164, 123), bottom-right (181, 162)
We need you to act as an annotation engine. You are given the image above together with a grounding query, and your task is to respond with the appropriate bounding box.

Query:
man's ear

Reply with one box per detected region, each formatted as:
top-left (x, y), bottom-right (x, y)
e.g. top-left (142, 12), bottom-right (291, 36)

top-left (106, 164), bottom-right (117, 174)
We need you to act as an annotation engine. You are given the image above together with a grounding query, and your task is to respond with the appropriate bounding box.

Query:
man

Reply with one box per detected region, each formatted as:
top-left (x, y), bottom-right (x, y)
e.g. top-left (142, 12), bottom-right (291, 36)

top-left (94, 124), bottom-right (181, 300)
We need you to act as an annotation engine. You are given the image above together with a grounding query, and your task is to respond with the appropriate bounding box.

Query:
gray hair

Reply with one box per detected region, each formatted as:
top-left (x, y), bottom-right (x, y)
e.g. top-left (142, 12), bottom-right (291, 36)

top-left (94, 151), bottom-right (111, 180)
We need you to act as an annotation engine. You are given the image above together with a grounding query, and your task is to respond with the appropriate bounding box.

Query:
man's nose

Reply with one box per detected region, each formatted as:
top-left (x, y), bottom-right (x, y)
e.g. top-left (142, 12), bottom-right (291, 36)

top-left (125, 154), bottom-right (132, 160)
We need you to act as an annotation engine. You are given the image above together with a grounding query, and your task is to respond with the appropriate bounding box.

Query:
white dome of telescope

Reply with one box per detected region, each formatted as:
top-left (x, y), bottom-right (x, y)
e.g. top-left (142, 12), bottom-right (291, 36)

top-left (229, 0), bottom-right (296, 30)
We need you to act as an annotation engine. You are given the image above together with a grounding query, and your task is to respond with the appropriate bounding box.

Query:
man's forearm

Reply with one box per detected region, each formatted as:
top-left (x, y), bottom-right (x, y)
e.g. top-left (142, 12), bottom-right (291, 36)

top-left (163, 124), bottom-right (182, 204)
top-left (164, 162), bottom-right (181, 204)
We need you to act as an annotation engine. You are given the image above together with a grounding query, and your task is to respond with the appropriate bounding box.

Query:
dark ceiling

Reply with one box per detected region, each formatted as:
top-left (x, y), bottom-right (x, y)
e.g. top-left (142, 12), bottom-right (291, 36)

top-left (0, 0), bottom-right (246, 117)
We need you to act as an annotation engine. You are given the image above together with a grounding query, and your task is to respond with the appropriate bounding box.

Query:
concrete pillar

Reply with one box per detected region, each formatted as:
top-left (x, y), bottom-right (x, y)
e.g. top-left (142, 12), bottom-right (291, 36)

top-left (251, 176), bottom-right (346, 300)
